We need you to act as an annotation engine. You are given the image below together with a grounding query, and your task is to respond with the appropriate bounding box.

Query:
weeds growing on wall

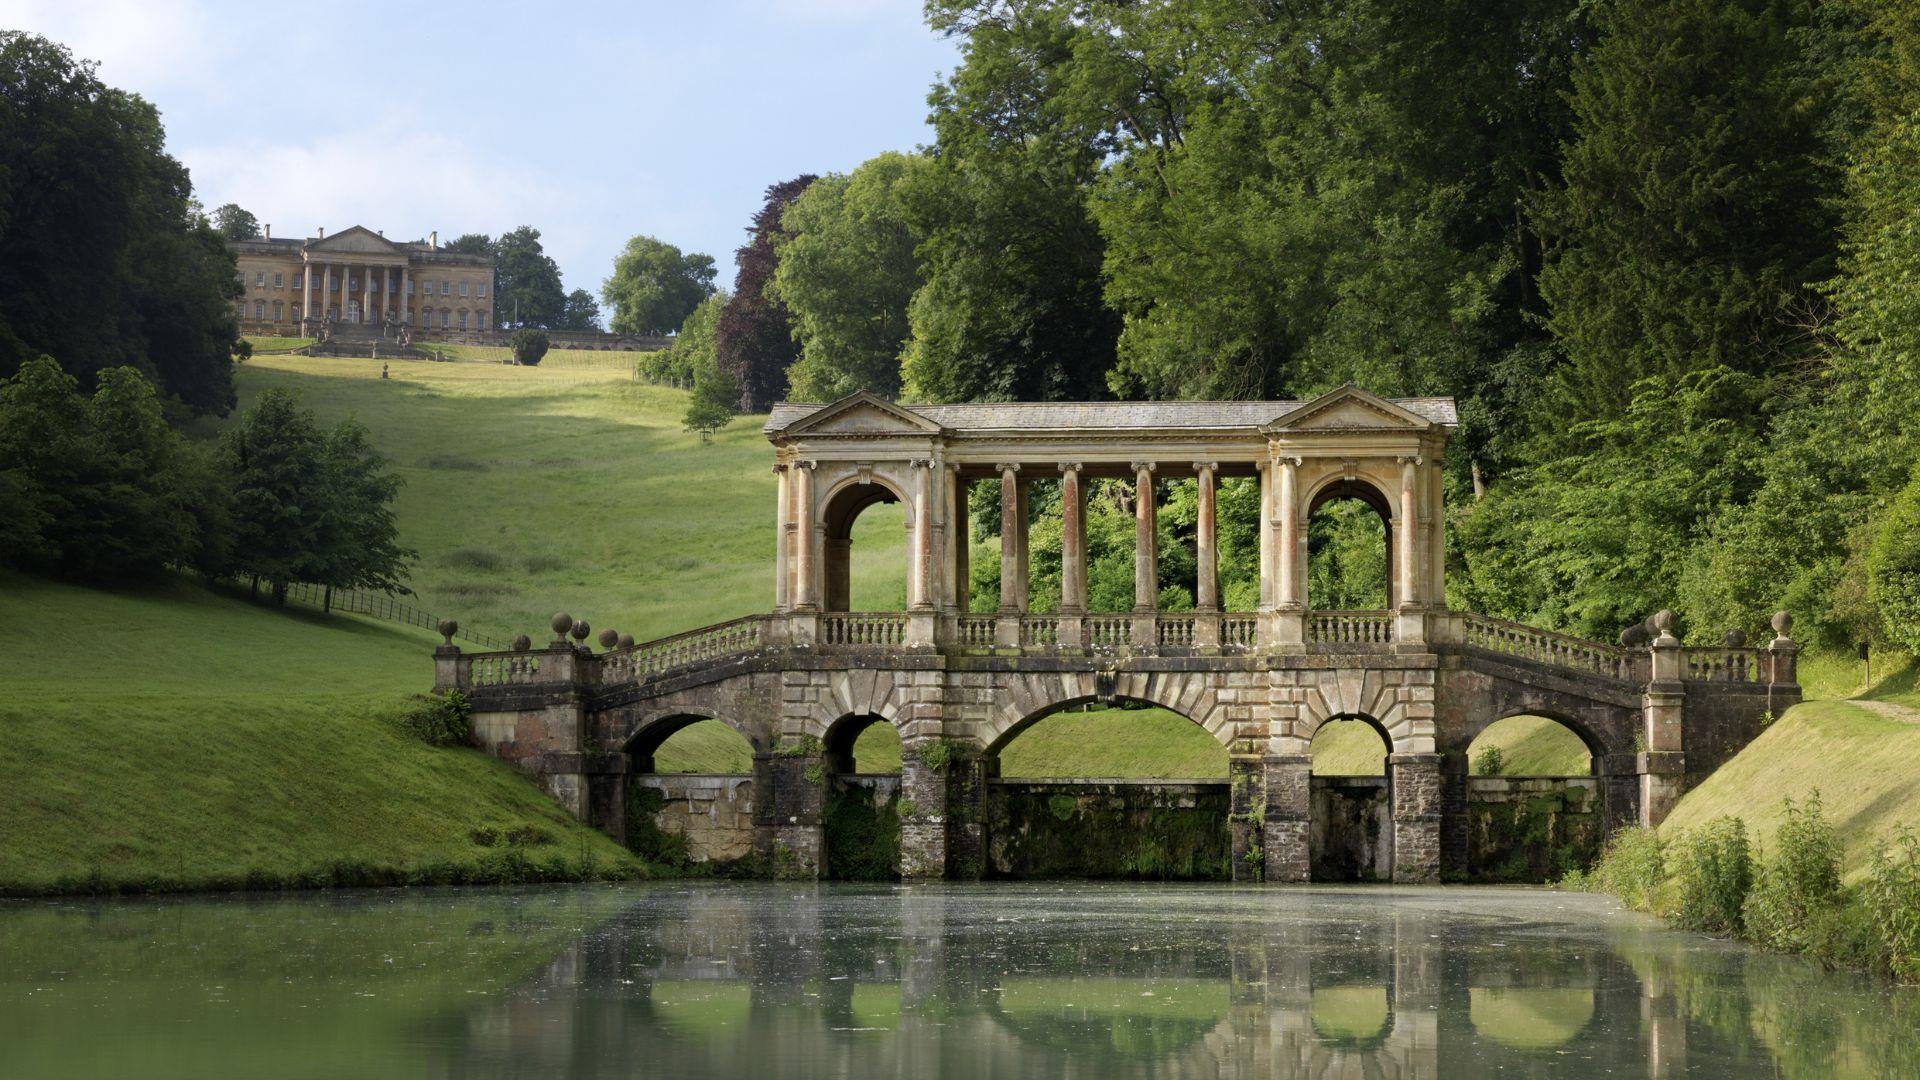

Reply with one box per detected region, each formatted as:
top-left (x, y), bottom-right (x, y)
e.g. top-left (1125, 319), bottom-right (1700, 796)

top-left (824, 785), bottom-right (901, 881)
top-left (1574, 796), bottom-right (1920, 982)
top-left (394, 689), bottom-right (471, 746)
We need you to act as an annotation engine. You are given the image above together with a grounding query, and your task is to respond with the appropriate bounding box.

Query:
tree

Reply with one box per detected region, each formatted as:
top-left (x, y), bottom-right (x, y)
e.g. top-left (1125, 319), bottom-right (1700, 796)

top-left (601, 235), bottom-right (717, 337)
top-left (714, 175), bottom-right (816, 411)
top-left (1530, 0), bottom-right (1836, 439)
top-left (654, 290), bottom-right (726, 390)
top-left (442, 233), bottom-right (493, 256)
top-left (510, 328), bottom-right (550, 366)
top-left (312, 421), bottom-right (414, 596)
top-left (492, 226), bottom-right (566, 327)
top-left (211, 203), bottom-right (260, 241)
top-left (558, 288), bottom-right (602, 331)
top-left (1871, 468), bottom-right (1920, 652)
top-left (770, 153), bottom-right (930, 400)
top-left (0, 32), bottom-right (240, 415)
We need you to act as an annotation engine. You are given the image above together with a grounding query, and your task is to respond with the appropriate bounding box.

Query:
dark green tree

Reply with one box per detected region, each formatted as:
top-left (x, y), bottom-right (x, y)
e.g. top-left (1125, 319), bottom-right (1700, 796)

top-left (442, 233), bottom-right (494, 256)
top-left (715, 175), bottom-right (816, 410)
top-left (312, 421), bottom-right (414, 596)
top-left (558, 288), bottom-right (601, 331)
top-left (510, 328), bottom-right (550, 366)
top-left (211, 203), bottom-right (260, 241)
top-left (0, 32), bottom-right (240, 415)
top-left (602, 235), bottom-right (718, 337)
top-left (492, 226), bottom-right (566, 327)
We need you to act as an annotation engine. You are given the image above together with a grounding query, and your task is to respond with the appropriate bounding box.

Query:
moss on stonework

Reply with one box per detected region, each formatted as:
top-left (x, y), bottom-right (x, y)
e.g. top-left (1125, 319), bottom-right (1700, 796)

top-left (988, 785), bottom-right (1232, 881)
top-left (624, 785), bottom-right (690, 869)
top-left (1469, 791), bottom-right (1602, 883)
top-left (825, 785), bottom-right (902, 881)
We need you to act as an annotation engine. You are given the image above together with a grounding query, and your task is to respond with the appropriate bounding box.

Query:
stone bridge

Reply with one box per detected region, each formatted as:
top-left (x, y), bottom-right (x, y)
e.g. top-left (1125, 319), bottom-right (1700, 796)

top-left (432, 387), bottom-right (1799, 882)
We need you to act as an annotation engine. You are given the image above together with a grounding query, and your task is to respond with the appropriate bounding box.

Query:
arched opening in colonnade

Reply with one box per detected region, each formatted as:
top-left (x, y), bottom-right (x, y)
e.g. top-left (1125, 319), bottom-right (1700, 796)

top-left (820, 480), bottom-right (910, 612)
top-left (1309, 715), bottom-right (1393, 881)
top-left (1305, 479), bottom-right (1393, 612)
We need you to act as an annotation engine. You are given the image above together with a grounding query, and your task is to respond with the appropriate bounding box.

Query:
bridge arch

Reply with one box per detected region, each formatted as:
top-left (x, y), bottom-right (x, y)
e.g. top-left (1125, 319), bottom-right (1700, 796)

top-left (818, 472), bottom-right (913, 613)
top-left (1463, 709), bottom-right (1606, 776)
top-left (623, 709), bottom-right (763, 773)
top-left (977, 671), bottom-right (1234, 752)
top-left (1301, 472), bottom-right (1398, 611)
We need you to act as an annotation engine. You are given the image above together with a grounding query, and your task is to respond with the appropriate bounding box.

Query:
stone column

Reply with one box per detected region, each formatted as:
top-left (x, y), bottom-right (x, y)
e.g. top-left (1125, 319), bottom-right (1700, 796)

top-left (761, 744), bottom-right (828, 878)
top-left (789, 462), bottom-right (819, 645)
top-left (360, 265), bottom-right (372, 326)
top-left (1014, 477), bottom-right (1031, 611)
top-left (950, 470), bottom-right (970, 615)
top-left (1057, 462), bottom-right (1086, 647)
top-left (1194, 461), bottom-right (1221, 648)
top-left (1258, 460), bottom-right (1274, 610)
top-left (1767, 610), bottom-right (1800, 716)
top-left (1439, 751), bottom-right (1469, 879)
top-left (1640, 610), bottom-right (1687, 826)
top-left (1131, 461), bottom-right (1158, 648)
top-left (773, 464), bottom-right (791, 612)
top-left (1263, 754), bottom-right (1312, 882)
top-left (908, 460), bottom-right (937, 647)
top-left (400, 263), bottom-right (411, 323)
top-left (899, 736), bottom-right (948, 879)
top-left (995, 464), bottom-right (1022, 647)
top-left (1273, 456), bottom-right (1305, 646)
top-left (1398, 455), bottom-right (1420, 608)
top-left (1391, 752), bottom-right (1443, 883)
top-left (301, 256), bottom-right (316, 324)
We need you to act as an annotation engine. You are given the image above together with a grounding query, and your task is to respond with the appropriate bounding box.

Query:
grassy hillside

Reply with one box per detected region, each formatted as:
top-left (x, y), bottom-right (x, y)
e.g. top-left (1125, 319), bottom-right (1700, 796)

top-left (0, 572), bottom-right (641, 893)
top-left (228, 350), bottom-right (904, 643)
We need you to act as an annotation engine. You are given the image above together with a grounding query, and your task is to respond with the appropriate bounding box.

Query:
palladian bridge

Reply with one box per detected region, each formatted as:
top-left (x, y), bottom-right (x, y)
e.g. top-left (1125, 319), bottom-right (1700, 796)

top-left (432, 386), bottom-right (1799, 882)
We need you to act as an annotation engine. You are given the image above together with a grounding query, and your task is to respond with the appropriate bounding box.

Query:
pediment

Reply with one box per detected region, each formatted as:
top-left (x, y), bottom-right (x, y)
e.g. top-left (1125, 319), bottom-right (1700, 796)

top-left (306, 226), bottom-right (403, 255)
top-left (778, 391), bottom-right (942, 437)
top-left (1266, 385), bottom-right (1432, 432)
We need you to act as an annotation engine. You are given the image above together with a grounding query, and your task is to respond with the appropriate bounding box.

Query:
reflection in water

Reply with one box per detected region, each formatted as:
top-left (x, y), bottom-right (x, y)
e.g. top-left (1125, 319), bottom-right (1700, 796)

top-left (2, 884), bottom-right (1917, 1079)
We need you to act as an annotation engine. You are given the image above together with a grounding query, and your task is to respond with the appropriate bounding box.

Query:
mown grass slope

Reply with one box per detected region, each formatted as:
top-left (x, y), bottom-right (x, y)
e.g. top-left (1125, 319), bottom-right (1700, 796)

top-left (0, 572), bottom-right (639, 893)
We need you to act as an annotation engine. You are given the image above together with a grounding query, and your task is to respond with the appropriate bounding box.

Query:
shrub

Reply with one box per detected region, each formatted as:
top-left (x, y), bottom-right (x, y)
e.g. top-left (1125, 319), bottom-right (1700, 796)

top-left (1862, 828), bottom-right (1920, 982)
top-left (1669, 817), bottom-right (1754, 935)
top-left (510, 328), bottom-right (550, 366)
top-left (396, 689), bottom-right (471, 746)
top-left (1743, 794), bottom-right (1844, 952)
top-left (1473, 745), bottom-right (1506, 777)
top-left (1591, 826), bottom-right (1665, 910)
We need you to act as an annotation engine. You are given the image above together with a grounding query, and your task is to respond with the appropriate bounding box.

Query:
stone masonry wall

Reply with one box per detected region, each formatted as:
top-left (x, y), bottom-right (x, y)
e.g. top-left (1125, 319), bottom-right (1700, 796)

top-left (634, 775), bottom-right (756, 864)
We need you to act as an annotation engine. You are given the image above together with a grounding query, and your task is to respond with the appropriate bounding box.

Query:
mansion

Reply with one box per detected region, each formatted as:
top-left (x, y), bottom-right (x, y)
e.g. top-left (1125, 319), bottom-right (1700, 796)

top-left (229, 225), bottom-right (494, 333)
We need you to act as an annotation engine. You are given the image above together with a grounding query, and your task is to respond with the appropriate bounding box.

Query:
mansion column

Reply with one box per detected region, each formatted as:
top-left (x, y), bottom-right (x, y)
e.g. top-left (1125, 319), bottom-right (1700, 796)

top-left (995, 464), bottom-right (1022, 647)
top-left (1131, 461), bottom-right (1157, 647)
top-left (907, 460), bottom-right (937, 646)
top-left (1057, 463), bottom-right (1086, 647)
top-left (301, 257), bottom-right (316, 323)
top-left (1193, 461), bottom-right (1220, 648)
top-left (400, 263), bottom-right (411, 323)
top-left (360, 266), bottom-right (372, 326)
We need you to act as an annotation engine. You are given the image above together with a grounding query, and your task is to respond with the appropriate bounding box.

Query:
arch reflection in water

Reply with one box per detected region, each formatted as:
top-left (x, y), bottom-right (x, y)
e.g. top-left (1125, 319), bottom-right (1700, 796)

top-left (5, 884), bottom-right (1919, 1079)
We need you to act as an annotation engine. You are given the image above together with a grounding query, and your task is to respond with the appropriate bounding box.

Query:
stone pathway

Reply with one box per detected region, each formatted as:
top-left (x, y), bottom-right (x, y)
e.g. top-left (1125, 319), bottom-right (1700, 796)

top-left (1848, 698), bottom-right (1920, 723)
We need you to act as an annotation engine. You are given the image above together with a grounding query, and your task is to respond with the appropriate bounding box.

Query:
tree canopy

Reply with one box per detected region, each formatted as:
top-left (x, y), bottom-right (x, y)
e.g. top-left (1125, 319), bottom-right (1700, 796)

top-left (714, 175), bottom-right (816, 411)
top-left (492, 226), bottom-right (566, 328)
top-left (212, 203), bottom-right (260, 241)
top-left (601, 235), bottom-right (718, 337)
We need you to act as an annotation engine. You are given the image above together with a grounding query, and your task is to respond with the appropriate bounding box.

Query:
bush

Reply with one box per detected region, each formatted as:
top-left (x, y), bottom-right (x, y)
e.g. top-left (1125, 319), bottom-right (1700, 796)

top-left (1862, 829), bottom-right (1920, 982)
top-left (1744, 794), bottom-right (1844, 952)
top-left (510, 328), bottom-right (550, 366)
top-left (1669, 817), bottom-right (1753, 935)
top-left (1869, 468), bottom-right (1920, 653)
top-left (1591, 826), bottom-right (1665, 910)
top-left (1473, 745), bottom-right (1506, 777)
top-left (396, 689), bottom-right (471, 746)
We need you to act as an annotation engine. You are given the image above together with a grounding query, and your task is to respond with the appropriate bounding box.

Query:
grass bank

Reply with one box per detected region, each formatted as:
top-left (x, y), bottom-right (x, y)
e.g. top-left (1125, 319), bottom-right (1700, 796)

top-left (0, 572), bottom-right (648, 895)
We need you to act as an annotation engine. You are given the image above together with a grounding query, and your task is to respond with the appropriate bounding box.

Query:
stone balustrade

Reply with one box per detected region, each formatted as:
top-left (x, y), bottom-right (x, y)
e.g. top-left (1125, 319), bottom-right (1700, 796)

top-left (1308, 611), bottom-right (1396, 645)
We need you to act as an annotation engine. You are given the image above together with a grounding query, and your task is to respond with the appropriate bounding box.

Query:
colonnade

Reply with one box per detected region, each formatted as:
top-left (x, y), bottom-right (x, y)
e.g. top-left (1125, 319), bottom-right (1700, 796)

top-left (299, 257), bottom-right (411, 325)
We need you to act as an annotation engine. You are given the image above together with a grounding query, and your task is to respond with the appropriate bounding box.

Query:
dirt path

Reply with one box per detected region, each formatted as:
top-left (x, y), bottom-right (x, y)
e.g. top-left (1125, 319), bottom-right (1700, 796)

top-left (1848, 698), bottom-right (1920, 723)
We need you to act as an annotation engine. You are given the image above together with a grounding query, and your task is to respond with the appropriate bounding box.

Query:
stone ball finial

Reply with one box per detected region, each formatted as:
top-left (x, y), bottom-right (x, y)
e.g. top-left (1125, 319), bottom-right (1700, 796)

top-left (597, 628), bottom-right (619, 649)
top-left (511, 633), bottom-right (532, 652)
top-left (1724, 629), bottom-right (1747, 648)
top-left (1772, 610), bottom-right (1793, 636)
top-left (617, 633), bottom-right (635, 650)
top-left (551, 612), bottom-right (574, 636)
top-left (571, 619), bottom-right (592, 642)
top-left (1652, 609), bottom-right (1676, 637)
top-left (436, 618), bottom-right (457, 646)
top-left (1620, 623), bottom-right (1650, 648)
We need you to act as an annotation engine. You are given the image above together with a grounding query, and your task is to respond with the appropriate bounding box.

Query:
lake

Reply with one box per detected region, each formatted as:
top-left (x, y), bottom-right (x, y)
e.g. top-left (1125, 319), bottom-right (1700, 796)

top-left (2, 883), bottom-right (1914, 1078)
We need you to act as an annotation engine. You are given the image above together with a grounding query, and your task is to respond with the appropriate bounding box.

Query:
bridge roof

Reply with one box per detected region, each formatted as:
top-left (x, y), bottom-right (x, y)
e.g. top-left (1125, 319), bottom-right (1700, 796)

top-left (764, 390), bottom-right (1458, 436)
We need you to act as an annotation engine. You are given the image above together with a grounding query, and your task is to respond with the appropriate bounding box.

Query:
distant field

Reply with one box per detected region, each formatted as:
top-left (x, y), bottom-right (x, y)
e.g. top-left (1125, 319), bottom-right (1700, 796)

top-left (242, 335), bottom-right (313, 352)
top-left (228, 352), bottom-right (904, 644)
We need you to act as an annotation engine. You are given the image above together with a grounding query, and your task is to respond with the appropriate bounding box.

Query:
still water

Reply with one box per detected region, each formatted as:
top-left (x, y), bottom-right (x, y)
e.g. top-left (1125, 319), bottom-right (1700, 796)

top-left (2, 883), bottom-right (1916, 1078)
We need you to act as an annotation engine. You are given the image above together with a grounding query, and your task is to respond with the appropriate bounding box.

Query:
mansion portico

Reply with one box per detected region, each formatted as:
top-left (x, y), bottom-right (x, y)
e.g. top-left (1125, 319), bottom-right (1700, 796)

top-left (229, 225), bottom-right (494, 333)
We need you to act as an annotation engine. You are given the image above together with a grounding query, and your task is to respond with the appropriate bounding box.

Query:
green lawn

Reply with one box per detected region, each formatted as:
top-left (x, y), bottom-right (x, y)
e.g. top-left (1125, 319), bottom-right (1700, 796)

top-left (229, 352), bottom-right (904, 644)
top-left (0, 572), bottom-right (640, 893)
top-left (241, 335), bottom-right (313, 352)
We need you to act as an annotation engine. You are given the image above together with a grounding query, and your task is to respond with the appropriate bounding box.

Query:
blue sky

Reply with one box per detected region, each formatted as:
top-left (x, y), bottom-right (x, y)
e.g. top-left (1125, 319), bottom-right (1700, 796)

top-left (4, 0), bottom-right (960, 300)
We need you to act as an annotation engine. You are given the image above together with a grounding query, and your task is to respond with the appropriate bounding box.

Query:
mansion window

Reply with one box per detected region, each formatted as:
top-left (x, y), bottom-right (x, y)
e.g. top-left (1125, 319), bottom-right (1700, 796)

top-left (459, 282), bottom-right (469, 297)
top-left (458, 310), bottom-right (468, 329)
top-left (273, 273), bottom-right (284, 288)
top-left (253, 300), bottom-right (265, 319)
top-left (440, 281), bottom-right (450, 296)
top-left (273, 300), bottom-right (283, 321)
top-left (477, 282), bottom-right (487, 297)
top-left (254, 272), bottom-right (265, 287)
top-left (440, 310), bottom-right (450, 328)
top-left (293, 274), bottom-right (303, 288)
